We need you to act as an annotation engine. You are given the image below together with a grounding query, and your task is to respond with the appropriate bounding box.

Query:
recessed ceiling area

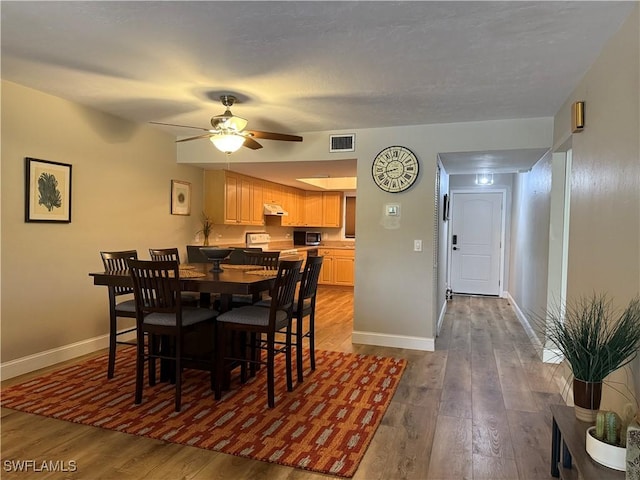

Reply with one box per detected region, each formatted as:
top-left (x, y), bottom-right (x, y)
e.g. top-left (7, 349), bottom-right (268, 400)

top-left (195, 159), bottom-right (358, 192)
top-left (439, 148), bottom-right (550, 175)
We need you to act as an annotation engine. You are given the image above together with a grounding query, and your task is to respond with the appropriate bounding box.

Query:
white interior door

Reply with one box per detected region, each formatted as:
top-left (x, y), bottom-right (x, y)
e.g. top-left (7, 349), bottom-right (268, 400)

top-left (450, 192), bottom-right (503, 295)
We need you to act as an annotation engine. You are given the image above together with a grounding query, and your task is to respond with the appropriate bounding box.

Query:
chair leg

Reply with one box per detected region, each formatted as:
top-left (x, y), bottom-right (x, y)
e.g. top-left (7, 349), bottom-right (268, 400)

top-left (296, 314), bottom-right (304, 383)
top-left (248, 332), bottom-right (257, 378)
top-left (267, 332), bottom-right (275, 408)
top-left (214, 324), bottom-right (225, 400)
top-left (175, 336), bottom-right (182, 412)
top-left (285, 324), bottom-right (293, 392)
top-left (148, 334), bottom-right (156, 386)
top-left (135, 333), bottom-right (144, 405)
top-left (309, 310), bottom-right (316, 371)
top-left (108, 314), bottom-right (117, 379)
top-left (240, 332), bottom-right (248, 384)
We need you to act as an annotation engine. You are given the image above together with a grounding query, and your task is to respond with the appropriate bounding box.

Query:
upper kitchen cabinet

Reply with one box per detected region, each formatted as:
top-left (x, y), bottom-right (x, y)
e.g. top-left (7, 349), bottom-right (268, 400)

top-left (263, 182), bottom-right (283, 206)
top-left (303, 191), bottom-right (343, 227)
top-left (280, 186), bottom-right (304, 226)
top-left (303, 192), bottom-right (323, 226)
top-left (322, 191), bottom-right (343, 227)
top-left (204, 170), bottom-right (264, 226)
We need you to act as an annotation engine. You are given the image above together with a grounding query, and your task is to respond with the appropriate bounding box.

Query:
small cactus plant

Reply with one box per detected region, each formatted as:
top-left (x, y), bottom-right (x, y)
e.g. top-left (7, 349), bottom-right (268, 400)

top-left (606, 411), bottom-right (620, 445)
top-left (593, 405), bottom-right (636, 448)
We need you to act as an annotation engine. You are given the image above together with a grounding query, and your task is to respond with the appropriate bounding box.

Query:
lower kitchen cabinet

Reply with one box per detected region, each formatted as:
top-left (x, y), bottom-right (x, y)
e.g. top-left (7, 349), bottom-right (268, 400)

top-left (318, 248), bottom-right (354, 286)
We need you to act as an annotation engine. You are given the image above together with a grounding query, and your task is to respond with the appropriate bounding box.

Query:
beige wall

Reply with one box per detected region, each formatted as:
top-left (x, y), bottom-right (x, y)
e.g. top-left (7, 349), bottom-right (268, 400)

top-left (508, 153), bottom-right (553, 326)
top-left (1, 81), bottom-right (204, 368)
top-left (551, 6), bottom-right (640, 410)
top-left (554, 6), bottom-right (639, 304)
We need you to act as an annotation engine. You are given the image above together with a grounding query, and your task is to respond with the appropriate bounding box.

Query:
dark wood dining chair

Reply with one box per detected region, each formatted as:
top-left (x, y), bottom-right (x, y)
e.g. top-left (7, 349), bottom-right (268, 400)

top-left (100, 250), bottom-right (138, 379)
top-left (231, 250), bottom-right (281, 307)
top-left (215, 259), bottom-right (303, 408)
top-left (293, 255), bottom-right (324, 383)
top-left (244, 250), bottom-right (280, 270)
top-left (127, 258), bottom-right (218, 412)
top-left (149, 247), bottom-right (199, 306)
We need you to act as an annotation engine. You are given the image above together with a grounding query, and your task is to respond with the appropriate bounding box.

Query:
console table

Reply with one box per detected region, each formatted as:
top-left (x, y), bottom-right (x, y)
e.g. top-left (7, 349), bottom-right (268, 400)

top-left (551, 404), bottom-right (625, 479)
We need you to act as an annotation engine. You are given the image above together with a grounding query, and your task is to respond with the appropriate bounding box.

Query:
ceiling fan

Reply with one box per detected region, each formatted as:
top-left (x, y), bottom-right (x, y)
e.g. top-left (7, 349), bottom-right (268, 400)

top-left (150, 95), bottom-right (303, 153)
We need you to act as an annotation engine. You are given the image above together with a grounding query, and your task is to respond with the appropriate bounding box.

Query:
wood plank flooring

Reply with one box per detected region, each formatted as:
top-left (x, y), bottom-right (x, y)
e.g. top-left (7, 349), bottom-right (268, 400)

top-left (1, 290), bottom-right (564, 479)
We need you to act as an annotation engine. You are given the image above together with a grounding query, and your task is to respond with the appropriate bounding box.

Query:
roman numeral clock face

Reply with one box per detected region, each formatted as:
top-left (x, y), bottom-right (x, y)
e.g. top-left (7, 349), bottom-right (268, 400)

top-left (371, 146), bottom-right (420, 193)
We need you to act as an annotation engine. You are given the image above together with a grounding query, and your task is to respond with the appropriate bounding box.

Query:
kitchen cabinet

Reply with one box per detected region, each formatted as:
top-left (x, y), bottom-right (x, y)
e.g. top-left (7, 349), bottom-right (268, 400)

top-left (204, 170), bottom-right (264, 226)
top-left (263, 182), bottom-right (283, 206)
top-left (303, 192), bottom-right (323, 226)
top-left (302, 191), bottom-right (342, 227)
top-left (206, 170), bottom-right (344, 228)
top-left (281, 186), bottom-right (304, 226)
top-left (318, 248), bottom-right (354, 286)
top-left (322, 191), bottom-right (343, 227)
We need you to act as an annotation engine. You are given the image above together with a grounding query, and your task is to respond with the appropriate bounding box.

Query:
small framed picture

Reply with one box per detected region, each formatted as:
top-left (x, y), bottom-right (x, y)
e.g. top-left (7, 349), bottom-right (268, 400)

top-left (171, 180), bottom-right (191, 215)
top-left (25, 157), bottom-right (72, 223)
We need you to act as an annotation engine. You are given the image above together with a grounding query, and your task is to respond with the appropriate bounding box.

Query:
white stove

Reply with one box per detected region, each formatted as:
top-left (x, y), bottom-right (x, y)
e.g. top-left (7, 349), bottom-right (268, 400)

top-left (246, 232), bottom-right (271, 249)
top-left (246, 232), bottom-right (298, 256)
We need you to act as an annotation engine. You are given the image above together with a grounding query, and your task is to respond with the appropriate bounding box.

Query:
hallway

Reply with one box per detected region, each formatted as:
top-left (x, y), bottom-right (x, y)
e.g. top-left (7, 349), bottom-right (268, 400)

top-left (352, 294), bottom-right (564, 480)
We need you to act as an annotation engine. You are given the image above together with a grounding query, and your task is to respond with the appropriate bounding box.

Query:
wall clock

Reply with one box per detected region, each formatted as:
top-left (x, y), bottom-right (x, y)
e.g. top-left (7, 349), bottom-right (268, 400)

top-left (371, 146), bottom-right (420, 193)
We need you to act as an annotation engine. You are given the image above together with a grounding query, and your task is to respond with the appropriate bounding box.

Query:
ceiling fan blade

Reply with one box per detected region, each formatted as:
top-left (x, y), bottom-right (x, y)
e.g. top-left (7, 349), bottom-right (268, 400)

top-left (242, 136), bottom-right (263, 150)
top-left (175, 133), bottom-right (214, 143)
top-left (149, 121), bottom-right (212, 132)
top-left (246, 130), bottom-right (303, 142)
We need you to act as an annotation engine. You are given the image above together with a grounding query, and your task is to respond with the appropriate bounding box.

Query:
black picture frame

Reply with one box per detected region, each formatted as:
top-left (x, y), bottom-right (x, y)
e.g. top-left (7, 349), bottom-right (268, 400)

top-left (25, 157), bottom-right (72, 223)
top-left (443, 193), bottom-right (449, 222)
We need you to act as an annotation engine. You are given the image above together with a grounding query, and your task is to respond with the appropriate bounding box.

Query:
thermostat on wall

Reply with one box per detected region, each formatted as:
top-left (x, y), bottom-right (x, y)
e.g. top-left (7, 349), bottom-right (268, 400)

top-left (385, 204), bottom-right (400, 216)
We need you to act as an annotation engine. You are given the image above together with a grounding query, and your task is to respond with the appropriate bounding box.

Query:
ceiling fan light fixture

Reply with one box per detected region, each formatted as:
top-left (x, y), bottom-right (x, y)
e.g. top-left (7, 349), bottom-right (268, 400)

top-left (210, 134), bottom-right (245, 154)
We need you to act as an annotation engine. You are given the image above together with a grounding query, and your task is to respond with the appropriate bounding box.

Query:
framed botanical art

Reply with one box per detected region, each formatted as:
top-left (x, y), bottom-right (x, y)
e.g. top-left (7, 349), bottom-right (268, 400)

top-left (25, 157), bottom-right (72, 223)
top-left (171, 180), bottom-right (191, 215)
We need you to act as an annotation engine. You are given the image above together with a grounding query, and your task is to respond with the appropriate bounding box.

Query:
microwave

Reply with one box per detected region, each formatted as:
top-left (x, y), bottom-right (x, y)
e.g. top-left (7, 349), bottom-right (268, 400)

top-left (294, 231), bottom-right (321, 246)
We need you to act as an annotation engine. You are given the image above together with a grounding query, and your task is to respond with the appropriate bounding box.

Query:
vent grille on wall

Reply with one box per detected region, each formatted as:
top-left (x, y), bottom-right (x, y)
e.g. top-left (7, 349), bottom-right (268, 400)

top-left (329, 134), bottom-right (355, 152)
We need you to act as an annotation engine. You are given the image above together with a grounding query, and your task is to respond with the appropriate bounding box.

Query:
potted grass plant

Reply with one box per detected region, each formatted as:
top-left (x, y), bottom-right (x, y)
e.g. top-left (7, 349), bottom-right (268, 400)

top-left (197, 212), bottom-right (213, 246)
top-left (538, 293), bottom-right (640, 422)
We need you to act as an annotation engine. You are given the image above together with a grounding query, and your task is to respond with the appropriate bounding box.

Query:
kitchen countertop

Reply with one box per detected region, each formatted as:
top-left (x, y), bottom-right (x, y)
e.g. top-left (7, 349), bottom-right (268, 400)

top-left (199, 242), bottom-right (355, 252)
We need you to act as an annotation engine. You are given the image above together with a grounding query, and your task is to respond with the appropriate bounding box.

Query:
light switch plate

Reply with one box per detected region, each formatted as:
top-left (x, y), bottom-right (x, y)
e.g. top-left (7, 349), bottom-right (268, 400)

top-left (414, 239), bottom-right (422, 251)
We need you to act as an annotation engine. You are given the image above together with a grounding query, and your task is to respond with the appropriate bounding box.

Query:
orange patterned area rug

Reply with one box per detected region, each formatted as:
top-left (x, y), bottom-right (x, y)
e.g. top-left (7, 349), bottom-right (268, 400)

top-left (1, 347), bottom-right (406, 477)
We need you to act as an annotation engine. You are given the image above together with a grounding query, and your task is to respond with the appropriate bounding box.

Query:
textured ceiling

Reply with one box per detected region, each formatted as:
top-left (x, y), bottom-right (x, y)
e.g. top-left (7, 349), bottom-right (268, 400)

top-left (1, 1), bottom-right (635, 180)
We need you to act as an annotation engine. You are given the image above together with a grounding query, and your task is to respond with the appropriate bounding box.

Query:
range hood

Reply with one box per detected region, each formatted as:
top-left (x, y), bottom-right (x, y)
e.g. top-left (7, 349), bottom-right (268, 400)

top-left (263, 203), bottom-right (289, 216)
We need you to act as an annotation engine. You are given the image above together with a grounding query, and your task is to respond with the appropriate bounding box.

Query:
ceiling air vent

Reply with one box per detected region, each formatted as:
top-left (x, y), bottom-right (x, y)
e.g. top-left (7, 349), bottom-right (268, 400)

top-left (329, 134), bottom-right (355, 153)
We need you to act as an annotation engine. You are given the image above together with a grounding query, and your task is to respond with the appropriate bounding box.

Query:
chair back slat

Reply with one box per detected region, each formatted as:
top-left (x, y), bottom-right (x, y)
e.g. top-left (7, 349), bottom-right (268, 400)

top-left (299, 256), bottom-right (323, 302)
top-left (100, 250), bottom-right (137, 296)
top-left (269, 259), bottom-right (303, 321)
top-left (127, 259), bottom-right (182, 318)
top-left (245, 250), bottom-right (280, 269)
top-left (149, 248), bottom-right (180, 263)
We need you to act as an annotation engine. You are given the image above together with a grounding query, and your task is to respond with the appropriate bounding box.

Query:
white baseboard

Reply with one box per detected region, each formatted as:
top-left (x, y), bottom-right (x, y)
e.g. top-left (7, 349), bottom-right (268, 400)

top-left (505, 291), bottom-right (571, 405)
top-left (352, 331), bottom-right (435, 351)
top-left (0, 331), bottom-right (136, 381)
top-left (505, 291), bottom-right (564, 365)
top-left (543, 348), bottom-right (564, 364)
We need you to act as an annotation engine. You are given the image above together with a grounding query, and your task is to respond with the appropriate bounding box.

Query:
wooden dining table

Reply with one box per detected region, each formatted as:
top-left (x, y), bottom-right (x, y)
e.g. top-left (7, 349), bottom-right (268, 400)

top-left (90, 263), bottom-right (277, 383)
top-left (89, 262), bottom-right (276, 311)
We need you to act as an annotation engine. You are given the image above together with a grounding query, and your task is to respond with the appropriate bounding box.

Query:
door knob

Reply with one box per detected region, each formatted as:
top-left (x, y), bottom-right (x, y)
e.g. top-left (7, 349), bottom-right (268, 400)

top-left (453, 246), bottom-right (458, 251)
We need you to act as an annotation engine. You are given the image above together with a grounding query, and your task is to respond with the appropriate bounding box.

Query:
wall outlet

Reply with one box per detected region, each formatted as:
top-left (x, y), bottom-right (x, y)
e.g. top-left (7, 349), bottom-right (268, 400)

top-left (414, 239), bottom-right (422, 252)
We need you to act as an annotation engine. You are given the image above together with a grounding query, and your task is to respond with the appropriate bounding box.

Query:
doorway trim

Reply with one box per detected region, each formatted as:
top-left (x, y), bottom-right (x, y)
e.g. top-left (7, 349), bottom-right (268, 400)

top-left (448, 188), bottom-right (508, 298)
